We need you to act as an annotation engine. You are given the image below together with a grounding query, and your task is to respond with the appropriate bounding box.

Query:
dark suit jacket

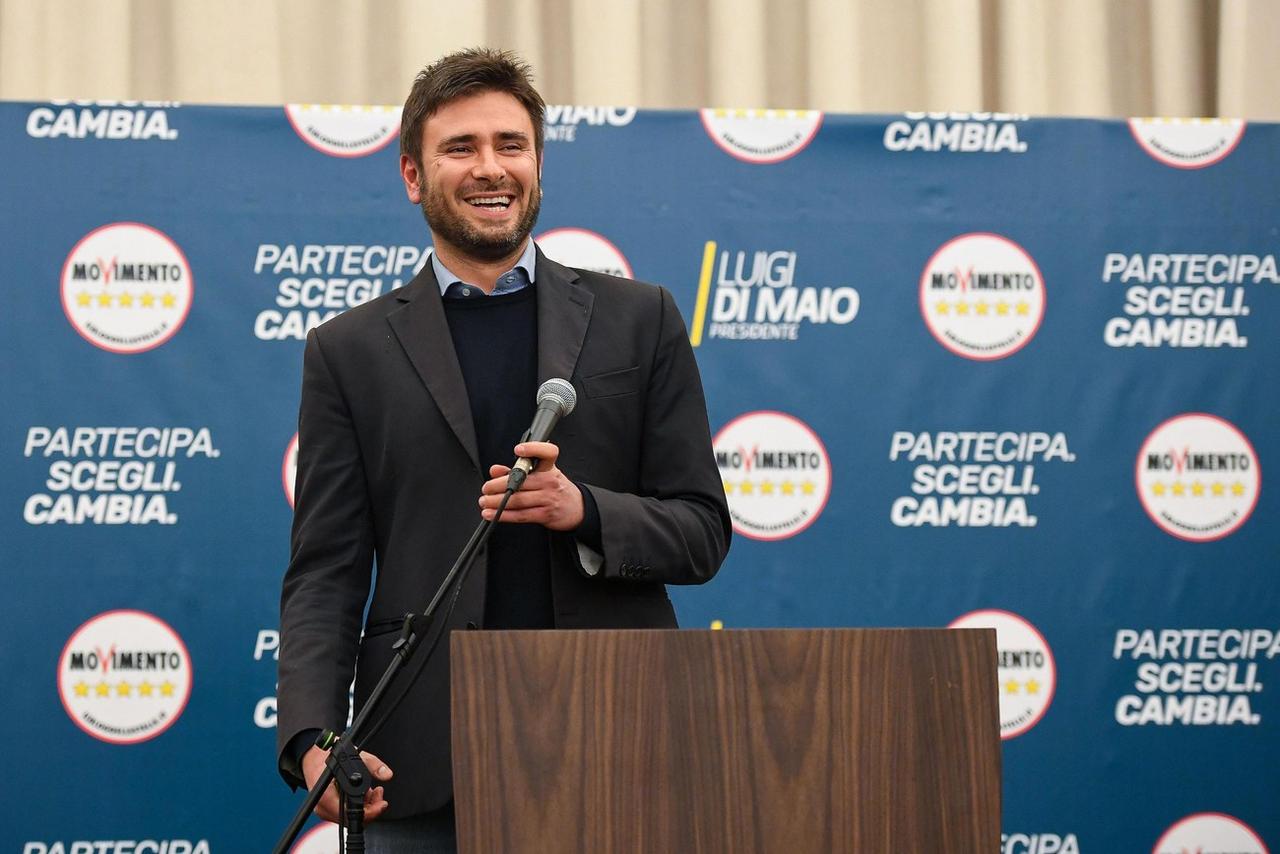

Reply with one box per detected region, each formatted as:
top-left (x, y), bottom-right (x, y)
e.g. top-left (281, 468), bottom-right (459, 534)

top-left (277, 248), bottom-right (731, 818)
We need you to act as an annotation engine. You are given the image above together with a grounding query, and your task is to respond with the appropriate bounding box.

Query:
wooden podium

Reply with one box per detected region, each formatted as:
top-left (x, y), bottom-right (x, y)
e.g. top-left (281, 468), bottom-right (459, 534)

top-left (451, 629), bottom-right (1000, 853)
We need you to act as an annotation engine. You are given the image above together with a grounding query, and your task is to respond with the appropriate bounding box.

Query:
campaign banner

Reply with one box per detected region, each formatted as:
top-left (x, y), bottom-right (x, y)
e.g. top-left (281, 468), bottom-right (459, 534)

top-left (3, 100), bottom-right (1277, 851)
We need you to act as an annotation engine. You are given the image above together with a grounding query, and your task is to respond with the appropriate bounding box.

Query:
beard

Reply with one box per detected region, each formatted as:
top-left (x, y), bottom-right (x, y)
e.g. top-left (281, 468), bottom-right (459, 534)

top-left (419, 175), bottom-right (541, 263)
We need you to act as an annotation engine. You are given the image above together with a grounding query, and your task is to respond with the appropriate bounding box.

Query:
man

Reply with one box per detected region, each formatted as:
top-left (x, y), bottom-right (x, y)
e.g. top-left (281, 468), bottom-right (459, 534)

top-left (277, 48), bottom-right (730, 850)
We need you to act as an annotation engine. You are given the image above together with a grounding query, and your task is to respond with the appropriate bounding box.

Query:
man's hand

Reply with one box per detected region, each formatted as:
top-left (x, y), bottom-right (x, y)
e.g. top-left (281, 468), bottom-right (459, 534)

top-left (302, 744), bottom-right (393, 824)
top-left (479, 441), bottom-right (585, 531)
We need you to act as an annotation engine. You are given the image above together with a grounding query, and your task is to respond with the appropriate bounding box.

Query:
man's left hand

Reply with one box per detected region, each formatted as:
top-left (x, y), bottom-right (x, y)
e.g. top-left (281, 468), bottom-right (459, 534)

top-left (479, 441), bottom-right (585, 531)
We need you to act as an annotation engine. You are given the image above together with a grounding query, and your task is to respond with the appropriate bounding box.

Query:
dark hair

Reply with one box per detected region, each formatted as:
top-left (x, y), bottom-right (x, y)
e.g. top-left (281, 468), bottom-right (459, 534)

top-left (400, 47), bottom-right (546, 166)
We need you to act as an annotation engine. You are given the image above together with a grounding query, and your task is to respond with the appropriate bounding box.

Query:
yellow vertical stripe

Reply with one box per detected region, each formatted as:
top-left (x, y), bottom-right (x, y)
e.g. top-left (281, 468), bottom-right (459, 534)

top-left (690, 240), bottom-right (716, 347)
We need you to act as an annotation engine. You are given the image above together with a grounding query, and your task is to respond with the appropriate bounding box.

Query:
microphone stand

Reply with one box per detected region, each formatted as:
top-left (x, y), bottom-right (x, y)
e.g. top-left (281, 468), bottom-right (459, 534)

top-left (272, 478), bottom-right (523, 854)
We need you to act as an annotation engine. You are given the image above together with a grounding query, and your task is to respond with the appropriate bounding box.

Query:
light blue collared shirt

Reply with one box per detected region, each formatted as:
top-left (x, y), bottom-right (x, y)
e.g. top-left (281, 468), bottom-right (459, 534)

top-left (431, 239), bottom-right (537, 299)
top-left (429, 237), bottom-right (603, 575)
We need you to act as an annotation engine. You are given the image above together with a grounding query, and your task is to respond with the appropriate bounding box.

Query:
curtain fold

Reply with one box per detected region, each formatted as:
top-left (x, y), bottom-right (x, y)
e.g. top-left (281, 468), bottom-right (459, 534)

top-left (0, 0), bottom-right (1275, 118)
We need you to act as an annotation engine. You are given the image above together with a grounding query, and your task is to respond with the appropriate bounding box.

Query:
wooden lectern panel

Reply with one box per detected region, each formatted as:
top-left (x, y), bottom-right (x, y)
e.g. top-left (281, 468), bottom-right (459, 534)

top-left (452, 628), bottom-right (999, 853)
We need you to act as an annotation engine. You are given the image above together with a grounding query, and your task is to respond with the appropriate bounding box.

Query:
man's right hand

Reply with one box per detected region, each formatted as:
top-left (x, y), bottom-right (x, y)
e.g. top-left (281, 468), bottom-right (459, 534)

top-left (302, 744), bottom-right (393, 823)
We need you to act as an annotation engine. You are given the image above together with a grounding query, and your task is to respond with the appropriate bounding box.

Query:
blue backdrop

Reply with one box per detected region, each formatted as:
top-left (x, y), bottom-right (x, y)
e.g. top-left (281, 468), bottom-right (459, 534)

top-left (5, 101), bottom-right (1278, 854)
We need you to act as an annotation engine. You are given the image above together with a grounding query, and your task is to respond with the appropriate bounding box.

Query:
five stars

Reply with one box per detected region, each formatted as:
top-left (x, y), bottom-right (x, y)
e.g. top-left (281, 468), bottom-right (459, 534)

top-left (1152, 480), bottom-right (1248, 498)
top-left (72, 677), bottom-right (174, 699)
top-left (931, 298), bottom-right (1031, 318)
top-left (72, 290), bottom-right (177, 310)
top-left (720, 479), bottom-right (817, 496)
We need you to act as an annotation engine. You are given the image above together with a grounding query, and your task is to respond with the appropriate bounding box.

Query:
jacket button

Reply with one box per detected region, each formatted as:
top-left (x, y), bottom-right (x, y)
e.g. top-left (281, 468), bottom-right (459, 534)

top-left (465, 621), bottom-right (479, 630)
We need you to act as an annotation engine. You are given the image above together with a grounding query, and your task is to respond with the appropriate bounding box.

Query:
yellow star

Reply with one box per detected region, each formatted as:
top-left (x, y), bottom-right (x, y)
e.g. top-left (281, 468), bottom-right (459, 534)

top-left (1212, 482), bottom-right (1226, 497)
top-left (76, 290), bottom-right (92, 307)
top-left (118, 291), bottom-right (134, 308)
top-left (1004, 679), bottom-right (1020, 694)
top-left (722, 480), bottom-right (733, 495)
top-left (996, 301), bottom-right (1010, 316)
top-left (95, 681), bottom-right (111, 697)
top-left (97, 292), bottom-right (112, 307)
top-left (801, 480), bottom-right (816, 496)
top-left (161, 292), bottom-right (177, 308)
top-left (160, 681), bottom-right (175, 697)
top-left (1015, 301), bottom-right (1030, 316)
top-left (1191, 481), bottom-right (1205, 497)
top-left (74, 681), bottom-right (89, 698)
top-left (138, 681), bottom-right (154, 697)
top-left (1232, 482), bottom-right (1246, 497)
top-left (739, 480), bottom-right (755, 495)
top-left (116, 680), bottom-right (132, 697)
top-left (955, 301), bottom-right (970, 315)
top-left (975, 301), bottom-right (990, 315)
top-left (140, 291), bottom-right (156, 308)
top-left (1025, 678), bottom-right (1041, 695)
top-left (760, 480), bottom-right (775, 495)
top-left (1152, 481), bottom-right (1166, 496)
top-left (781, 480), bottom-right (795, 496)
top-left (936, 300), bottom-right (950, 315)
top-left (1171, 481), bottom-right (1186, 496)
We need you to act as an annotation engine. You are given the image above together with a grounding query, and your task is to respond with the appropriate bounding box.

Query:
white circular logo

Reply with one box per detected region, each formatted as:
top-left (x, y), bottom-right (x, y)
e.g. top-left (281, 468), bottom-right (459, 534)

top-left (1136, 413), bottom-right (1260, 542)
top-left (699, 108), bottom-right (823, 164)
top-left (1153, 812), bottom-right (1268, 854)
top-left (535, 228), bottom-right (633, 279)
top-left (57, 610), bottom-right (193, 744)
top-left (948, 609), bottom-right (1055, 739)
top-left (283, 432), bottom-right (299, 509)
top-left (291, 822), bottom-right (340, 854)
top-left (920, 233), bottom-right (1045, 360)
top-left (713, 411), bottom-right (831, 540)
top-left (61, 222), bottom-right (193, 353)
top-left (1129, 118), bottom-right (1247, 169)
top-left (285, 104), bottom-right (401, 158)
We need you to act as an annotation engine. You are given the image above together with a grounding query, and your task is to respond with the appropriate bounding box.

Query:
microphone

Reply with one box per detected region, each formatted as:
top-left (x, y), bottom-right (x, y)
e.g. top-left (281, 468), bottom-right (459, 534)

top-left (507, 378), bottom-right (577, 490)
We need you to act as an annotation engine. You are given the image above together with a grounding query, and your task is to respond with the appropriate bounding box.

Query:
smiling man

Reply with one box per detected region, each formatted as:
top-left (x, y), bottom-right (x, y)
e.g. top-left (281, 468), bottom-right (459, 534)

top-left (276, 49), bottom-right (730, 852)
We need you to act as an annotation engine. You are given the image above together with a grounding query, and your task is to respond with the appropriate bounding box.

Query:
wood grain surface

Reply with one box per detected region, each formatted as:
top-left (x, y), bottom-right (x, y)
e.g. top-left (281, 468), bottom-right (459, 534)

top-left (451, 628), bottom-right (999, 853)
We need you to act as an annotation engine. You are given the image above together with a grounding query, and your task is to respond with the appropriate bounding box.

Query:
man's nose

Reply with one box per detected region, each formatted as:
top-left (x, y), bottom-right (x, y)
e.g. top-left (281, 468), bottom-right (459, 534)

top-left (471, 147), bottom-right (506, 182)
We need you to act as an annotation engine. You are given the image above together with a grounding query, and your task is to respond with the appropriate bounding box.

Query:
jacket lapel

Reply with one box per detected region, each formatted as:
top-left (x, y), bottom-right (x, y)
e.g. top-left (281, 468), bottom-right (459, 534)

top-left (535, 247), bottom-right (594, 386)
top-left (384, 247), bottom-right (593, 473)
top-left (387, 265), bottom-right (481, 472)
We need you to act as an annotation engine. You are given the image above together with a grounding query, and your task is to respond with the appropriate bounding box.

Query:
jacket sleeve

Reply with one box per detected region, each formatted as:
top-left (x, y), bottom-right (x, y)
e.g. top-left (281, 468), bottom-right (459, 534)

top-left (275, 328), bottom-right (375, 787)
top-left (581, 286), bottom-right (731, 585)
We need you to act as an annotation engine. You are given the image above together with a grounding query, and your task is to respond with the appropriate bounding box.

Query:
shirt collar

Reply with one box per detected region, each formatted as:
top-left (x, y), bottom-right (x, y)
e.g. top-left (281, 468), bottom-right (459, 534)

top-left (431, 239), bottom-right (537, 298)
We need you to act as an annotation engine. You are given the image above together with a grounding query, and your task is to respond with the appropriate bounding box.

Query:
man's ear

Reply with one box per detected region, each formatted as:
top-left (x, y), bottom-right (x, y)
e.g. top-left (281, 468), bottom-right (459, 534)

top-left (401, 154), bottom-right (422, 204)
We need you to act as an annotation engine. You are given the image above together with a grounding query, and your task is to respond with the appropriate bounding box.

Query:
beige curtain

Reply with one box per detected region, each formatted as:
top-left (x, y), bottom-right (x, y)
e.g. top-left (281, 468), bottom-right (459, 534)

top-left (0, 0), bottom-right (1276, 118)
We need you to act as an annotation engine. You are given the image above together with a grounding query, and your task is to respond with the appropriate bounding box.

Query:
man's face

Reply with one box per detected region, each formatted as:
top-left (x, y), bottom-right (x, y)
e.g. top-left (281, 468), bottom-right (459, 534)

top-left (401, 90), bottom-right (542, 264)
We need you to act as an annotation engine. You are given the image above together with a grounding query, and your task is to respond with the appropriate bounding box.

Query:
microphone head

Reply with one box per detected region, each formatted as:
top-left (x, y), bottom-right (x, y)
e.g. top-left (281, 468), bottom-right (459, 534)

top-left (537, 377), bottom-right (577, 416)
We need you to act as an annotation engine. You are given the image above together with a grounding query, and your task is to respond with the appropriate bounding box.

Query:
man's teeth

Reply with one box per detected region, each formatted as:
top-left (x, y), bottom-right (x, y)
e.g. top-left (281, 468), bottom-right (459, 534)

top-left (468, 197), bottom-right (512, 207)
